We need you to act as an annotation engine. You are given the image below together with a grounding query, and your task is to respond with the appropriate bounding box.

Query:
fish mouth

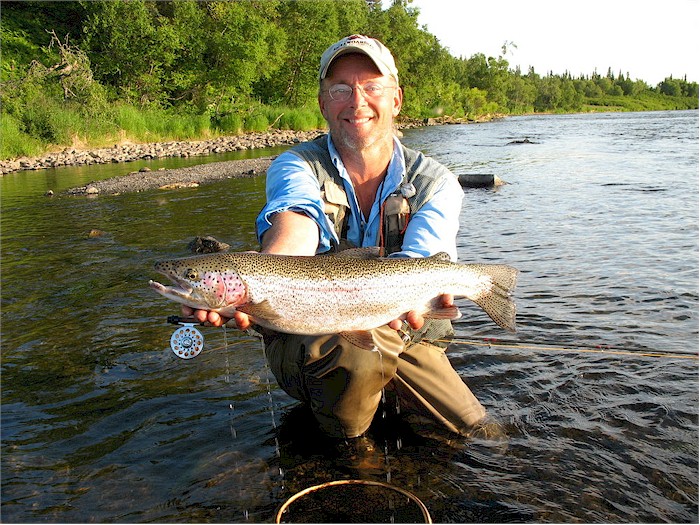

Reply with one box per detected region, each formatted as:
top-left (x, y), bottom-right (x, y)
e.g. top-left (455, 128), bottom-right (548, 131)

top-left (149, 279), bottom-right (196, 303)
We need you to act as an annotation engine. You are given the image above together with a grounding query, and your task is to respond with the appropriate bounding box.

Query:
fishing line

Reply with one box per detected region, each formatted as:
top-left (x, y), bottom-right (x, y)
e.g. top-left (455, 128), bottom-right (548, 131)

top-left (442, 337), bottom-right (698, 360)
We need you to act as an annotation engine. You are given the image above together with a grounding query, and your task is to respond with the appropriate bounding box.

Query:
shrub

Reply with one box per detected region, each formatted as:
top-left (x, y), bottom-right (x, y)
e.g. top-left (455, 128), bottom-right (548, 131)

top-left (243, 113), bottom-right (269, 133)
top-left (215, 114), bottom-right (243, 134)
top-left (0, 113), bottom-right (43, 158)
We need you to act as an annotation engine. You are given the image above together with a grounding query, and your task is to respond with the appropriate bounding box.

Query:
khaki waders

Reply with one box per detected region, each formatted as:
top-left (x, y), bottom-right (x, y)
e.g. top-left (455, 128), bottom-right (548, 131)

top-left (263, 325), bottom-right (486, 438)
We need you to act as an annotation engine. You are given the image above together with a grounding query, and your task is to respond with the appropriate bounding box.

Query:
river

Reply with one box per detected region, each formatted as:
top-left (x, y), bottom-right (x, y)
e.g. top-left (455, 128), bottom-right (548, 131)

top-left (1, 110), bottom-right (697, 522)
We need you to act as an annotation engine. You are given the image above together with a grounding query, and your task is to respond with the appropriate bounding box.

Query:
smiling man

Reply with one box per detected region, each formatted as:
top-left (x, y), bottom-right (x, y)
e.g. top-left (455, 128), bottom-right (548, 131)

top-left (186, 35), bottom-right (489, 439)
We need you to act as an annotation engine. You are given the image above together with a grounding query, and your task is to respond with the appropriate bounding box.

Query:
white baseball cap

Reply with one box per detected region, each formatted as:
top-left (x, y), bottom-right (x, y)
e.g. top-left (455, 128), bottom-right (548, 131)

top-left (319, 34), bottom-right (399, 83)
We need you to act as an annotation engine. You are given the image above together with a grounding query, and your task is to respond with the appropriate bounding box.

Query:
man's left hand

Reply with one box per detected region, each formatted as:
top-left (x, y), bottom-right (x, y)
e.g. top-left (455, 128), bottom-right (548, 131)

top-left (388, 293), bottom-right (454, 331)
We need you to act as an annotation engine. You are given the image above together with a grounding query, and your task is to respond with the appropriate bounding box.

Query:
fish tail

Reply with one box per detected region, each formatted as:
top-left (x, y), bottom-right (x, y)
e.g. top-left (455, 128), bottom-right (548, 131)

top-left (469, 265), bottom-right (519, 331)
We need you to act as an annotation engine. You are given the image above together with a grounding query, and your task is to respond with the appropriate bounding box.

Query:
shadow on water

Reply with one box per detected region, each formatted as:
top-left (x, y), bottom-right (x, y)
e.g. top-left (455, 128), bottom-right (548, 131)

top-left (2, 112), bottom-right (698, 522)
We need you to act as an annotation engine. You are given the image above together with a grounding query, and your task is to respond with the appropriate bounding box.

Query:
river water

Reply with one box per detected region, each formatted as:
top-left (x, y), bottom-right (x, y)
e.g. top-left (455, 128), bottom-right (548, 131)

top-left (1, 110), bottom-right (698, 522)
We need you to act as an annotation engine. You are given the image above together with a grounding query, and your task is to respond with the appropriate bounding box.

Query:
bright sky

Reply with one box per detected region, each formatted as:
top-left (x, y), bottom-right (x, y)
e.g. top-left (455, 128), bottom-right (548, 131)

top-left (405, 0), bottom-right (699, 86)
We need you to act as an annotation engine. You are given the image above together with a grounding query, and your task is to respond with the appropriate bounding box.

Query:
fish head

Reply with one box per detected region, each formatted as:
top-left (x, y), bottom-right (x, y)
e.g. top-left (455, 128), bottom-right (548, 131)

top-left (149, 254), bottom-right (247, 312)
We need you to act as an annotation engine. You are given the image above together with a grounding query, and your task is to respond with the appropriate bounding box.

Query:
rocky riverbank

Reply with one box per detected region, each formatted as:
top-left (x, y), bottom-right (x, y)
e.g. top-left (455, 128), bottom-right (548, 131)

top-left (0, 129), bottom-right (325, 175)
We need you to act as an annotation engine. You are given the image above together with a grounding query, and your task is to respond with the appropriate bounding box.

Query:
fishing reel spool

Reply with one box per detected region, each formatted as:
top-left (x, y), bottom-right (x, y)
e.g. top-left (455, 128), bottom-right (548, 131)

top-left (167, 316), bottom-right (204, 359)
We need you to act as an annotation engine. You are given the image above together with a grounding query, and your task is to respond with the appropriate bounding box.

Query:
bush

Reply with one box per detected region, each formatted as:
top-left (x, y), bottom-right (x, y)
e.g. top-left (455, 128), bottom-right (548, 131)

top-left (215, 114), bottom-right (243, 134)
top-left (243, 113), bottom-right (269, 133)
top-left (277, 108), bottom-right (321, 131)
top-left (0, 113), bottom-right (43, 158)
top-left (113, 104), bottom-right (149, 139)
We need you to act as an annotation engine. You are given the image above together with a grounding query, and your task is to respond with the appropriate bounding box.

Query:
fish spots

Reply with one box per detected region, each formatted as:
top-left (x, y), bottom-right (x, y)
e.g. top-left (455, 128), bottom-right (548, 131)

top-left (187, 270), bottom-right (246, 306)
top-left (223, 272), bottom-right (246, 305)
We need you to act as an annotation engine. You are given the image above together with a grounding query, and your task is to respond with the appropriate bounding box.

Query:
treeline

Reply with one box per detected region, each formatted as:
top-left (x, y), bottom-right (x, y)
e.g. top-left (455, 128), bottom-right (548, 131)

top-left (1, 0), bottom-right (697, 160)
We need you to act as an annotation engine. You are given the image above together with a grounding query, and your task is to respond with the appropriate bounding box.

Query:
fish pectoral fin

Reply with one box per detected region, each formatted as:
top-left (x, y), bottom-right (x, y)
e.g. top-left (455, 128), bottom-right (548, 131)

top-left (339, 330), bottom-right (376, 350)
top-left (239, 300), bottom-right (281, 320)
top-left (423, 305), bottom-right (462, 320)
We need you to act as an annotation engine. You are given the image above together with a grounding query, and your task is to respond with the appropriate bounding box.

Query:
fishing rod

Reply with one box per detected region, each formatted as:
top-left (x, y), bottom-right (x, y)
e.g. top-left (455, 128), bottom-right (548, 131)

top-left (443, 337), bottom-right (698, 361)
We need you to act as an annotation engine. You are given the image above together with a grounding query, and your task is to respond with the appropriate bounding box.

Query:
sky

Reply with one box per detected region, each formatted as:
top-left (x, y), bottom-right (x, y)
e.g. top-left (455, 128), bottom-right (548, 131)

top-left (404, 0), bottom-right (699, 86)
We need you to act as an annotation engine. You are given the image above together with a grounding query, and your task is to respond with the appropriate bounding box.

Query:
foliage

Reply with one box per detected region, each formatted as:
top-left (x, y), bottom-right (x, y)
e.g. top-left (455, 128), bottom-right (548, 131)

top-left (1, 0), bottom-right (697, 160)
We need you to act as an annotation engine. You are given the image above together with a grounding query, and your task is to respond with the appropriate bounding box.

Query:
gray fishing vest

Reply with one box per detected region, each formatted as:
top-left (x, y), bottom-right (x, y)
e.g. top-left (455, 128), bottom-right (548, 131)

top-left (287, 134), bottom-right (456, 346)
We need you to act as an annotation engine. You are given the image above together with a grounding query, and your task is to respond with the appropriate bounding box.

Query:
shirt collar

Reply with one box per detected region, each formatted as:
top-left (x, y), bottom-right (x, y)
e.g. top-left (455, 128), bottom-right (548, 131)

top-left (326, 134), bottom-right (406, 201)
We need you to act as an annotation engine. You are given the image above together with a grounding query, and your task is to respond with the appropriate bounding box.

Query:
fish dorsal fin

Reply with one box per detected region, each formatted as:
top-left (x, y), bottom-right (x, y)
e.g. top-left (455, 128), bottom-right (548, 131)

top-left (333, 247), bottom-right (382, 260)
top-left (428, 252), bottom-right (452, 262)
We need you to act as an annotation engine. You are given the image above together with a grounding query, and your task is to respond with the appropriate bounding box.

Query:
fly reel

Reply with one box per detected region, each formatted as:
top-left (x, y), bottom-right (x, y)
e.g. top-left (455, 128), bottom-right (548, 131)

top-left (169, 322), bottom-right (204, 359)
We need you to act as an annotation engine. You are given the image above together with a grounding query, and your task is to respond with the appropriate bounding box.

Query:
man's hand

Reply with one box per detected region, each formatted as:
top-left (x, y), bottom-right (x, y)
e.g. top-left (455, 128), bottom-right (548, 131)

top-left (388, 293), bottom-right (454, 331)
top-left (181, 305), bottom-right (252, 330)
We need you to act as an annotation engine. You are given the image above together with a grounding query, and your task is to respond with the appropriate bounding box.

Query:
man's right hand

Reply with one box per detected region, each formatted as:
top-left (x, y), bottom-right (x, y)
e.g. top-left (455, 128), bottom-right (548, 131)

top-left (181, 305), bottom-right (252, 330)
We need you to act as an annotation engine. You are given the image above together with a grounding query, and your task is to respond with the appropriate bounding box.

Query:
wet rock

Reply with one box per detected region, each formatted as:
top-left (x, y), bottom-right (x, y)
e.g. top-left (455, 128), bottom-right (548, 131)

top-left (188, 235), bottom-right (230, 254)
top-left (507, 138), bottom-right (538, 145)
top-left (158, 182), bottom-right (199, 190)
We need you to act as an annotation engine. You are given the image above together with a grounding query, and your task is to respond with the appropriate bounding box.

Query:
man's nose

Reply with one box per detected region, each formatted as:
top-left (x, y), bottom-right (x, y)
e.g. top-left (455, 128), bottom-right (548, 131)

top-left (349, 85), bottom-right (369, 106)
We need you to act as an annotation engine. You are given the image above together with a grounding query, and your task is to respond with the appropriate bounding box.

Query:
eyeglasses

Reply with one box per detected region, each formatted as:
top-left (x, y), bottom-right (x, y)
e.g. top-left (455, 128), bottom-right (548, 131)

top-left (324, 82), bottom-right (396, 102)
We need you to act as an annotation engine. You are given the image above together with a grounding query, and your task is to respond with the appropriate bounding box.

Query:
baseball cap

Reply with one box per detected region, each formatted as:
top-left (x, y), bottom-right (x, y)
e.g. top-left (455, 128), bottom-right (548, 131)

top-left (319, 34), bottom-right (399, 83)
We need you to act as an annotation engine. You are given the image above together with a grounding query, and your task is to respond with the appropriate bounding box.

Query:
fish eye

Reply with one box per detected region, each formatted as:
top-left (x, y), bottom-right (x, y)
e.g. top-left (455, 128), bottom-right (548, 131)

top-left (184, 268), bottom-right (199, 280)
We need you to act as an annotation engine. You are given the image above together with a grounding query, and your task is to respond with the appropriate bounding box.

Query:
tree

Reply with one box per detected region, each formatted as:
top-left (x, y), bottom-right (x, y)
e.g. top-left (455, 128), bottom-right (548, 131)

top-left (264, 0), bottom-right (342, 105)
top-left (82, 0), bottom-right (181, 105)
top-left (658, 77), bottom-right (682, 97)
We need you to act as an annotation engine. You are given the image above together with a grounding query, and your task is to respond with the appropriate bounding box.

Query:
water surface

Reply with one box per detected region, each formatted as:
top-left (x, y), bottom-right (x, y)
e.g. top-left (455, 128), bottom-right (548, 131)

top-left (2, 110), bottom-right (697, 522)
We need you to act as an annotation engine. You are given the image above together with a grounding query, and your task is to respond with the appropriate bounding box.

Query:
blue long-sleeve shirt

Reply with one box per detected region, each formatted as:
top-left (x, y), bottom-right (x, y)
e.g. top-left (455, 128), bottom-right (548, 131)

top-left (256, 135), bottom-right (463, 260)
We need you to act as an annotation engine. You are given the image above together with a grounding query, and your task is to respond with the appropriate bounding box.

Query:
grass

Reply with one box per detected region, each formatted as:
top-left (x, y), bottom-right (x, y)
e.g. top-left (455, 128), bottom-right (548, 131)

top-left (1, 101), bottom-right (327, 160)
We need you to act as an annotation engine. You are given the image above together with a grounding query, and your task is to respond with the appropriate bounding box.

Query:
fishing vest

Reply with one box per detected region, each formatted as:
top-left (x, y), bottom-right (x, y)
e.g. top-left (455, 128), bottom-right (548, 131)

top-left (287, 134), bottom-right (456, 346)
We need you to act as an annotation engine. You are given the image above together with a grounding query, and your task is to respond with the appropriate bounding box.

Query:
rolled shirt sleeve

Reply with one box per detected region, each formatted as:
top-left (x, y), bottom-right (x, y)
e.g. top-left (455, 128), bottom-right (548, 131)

top-left (255, 151), bottom-right (337, 253)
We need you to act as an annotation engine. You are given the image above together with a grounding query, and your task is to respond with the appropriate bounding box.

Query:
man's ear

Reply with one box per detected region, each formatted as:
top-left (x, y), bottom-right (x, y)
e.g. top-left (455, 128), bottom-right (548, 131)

top-left (319, 93), bottom-right (329, 120)
top-left (393, 86), bottom-right (403, 117)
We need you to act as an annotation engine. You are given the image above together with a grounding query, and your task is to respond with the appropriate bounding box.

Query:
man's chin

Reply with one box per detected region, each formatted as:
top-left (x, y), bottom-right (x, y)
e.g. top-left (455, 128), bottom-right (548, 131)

top-left (333, 128), bottom-right (388, 152)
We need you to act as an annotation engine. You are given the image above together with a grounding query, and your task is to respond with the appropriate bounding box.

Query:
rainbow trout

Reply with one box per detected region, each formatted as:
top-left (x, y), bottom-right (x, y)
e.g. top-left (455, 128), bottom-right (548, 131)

top-left (149, 250), bottom-right (518, 339)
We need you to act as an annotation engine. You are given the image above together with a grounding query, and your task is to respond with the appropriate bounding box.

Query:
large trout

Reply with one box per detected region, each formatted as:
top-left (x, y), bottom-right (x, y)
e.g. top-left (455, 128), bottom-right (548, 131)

top-left (149, 250), bottom-right (518, 341)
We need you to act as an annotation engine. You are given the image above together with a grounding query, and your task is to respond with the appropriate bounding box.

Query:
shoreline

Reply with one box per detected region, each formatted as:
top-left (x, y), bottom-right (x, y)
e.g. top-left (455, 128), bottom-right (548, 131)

top-left (8, 116), bottom-right (504, 196)
top-left (1, 128), bottom-right (326, 176)
top-left (0, 114), bottom-right (502, 176)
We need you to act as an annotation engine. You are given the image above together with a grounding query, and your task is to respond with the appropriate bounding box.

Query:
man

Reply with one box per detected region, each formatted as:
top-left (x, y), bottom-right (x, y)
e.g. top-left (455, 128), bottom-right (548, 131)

top-left (186, 35), bottom-right (487, 438)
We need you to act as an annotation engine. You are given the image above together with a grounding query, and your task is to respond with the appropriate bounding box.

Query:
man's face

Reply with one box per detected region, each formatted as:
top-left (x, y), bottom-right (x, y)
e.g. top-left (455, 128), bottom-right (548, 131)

top-left (319, 54), bottom-right (402, 152)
